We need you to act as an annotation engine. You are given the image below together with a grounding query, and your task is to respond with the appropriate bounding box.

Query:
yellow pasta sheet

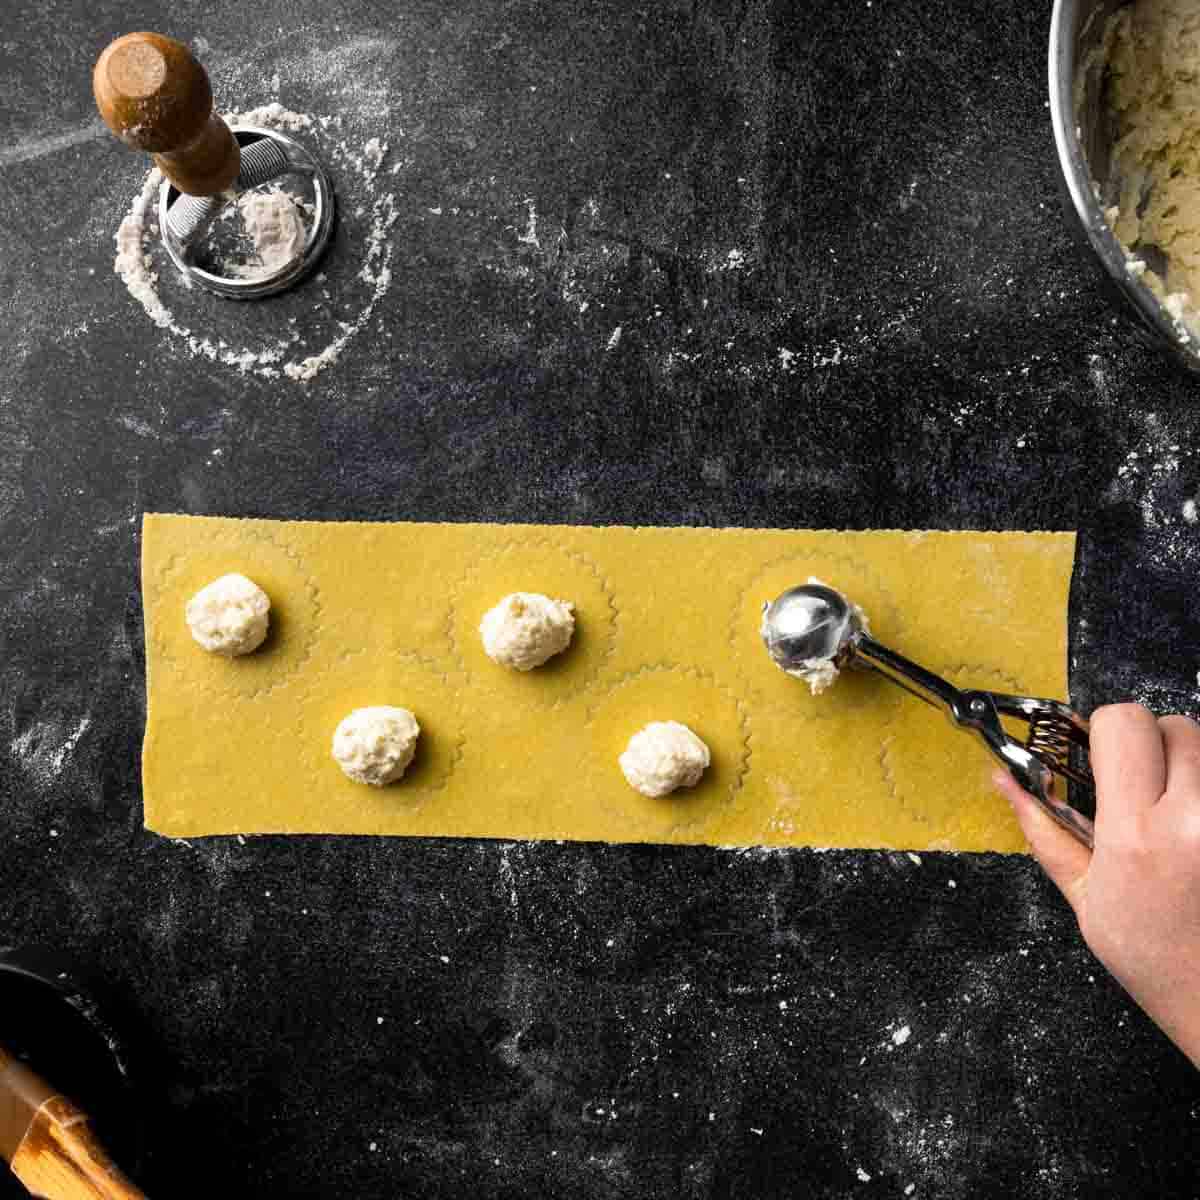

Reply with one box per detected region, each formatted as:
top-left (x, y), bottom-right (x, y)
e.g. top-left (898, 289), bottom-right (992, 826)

top-left (141, 515), bottom-right (1075, 851)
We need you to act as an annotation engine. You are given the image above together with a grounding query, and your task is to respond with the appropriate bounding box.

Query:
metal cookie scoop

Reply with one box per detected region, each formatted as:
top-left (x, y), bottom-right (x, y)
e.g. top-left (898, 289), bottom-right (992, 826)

top-left (761, 583), bottom-right (1096, 848)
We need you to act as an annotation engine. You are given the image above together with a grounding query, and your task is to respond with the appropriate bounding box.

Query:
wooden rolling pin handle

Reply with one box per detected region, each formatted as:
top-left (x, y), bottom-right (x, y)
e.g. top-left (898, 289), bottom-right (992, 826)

top-left (93, 31), bottom-right (240, 196)
top-left (10, 1096), bottom-right (146, 1200)
top-left (1, 1048), bottom-right (145, 1200)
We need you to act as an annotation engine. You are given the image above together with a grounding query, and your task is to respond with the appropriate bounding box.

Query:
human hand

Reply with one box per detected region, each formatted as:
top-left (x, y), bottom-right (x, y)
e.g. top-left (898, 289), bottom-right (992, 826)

top-left (994, 703), bottom-right (1200, 1067)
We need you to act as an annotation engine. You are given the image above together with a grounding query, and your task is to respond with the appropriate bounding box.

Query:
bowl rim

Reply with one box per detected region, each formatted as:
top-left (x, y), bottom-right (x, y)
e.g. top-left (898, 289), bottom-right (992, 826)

top-left (1047, 0), bottom-right (1200, 368)
top-left (0, 946), bottom-right (135, 1086)
top-left (0, 945), bottom-right (145, 1185)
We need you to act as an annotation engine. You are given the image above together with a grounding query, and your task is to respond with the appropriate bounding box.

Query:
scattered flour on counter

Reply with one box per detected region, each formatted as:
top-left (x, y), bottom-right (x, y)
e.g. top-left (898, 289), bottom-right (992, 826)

top-left (285, 191), bottom-right (397, 381)
top-left (10, 715), bottom-right (92, 786)
top-left (51, 715), bottom-right (91, 773)
top-left (113, 168), bottom-right (174, 329)
top-left (812, 342), bottom-right (849, 368)
top-left (358, 136), bottom-right (387, 182)
top-left (224, 100), bottom-right (314, 131)
top-left (517, 198), bottom-right (539, 247)
top-left (1108, 411), bottom-right (1185, 538)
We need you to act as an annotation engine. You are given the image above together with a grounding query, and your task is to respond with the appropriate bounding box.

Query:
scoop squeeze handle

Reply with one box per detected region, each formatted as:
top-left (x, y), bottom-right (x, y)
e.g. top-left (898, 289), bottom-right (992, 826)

top-left (761, 582), bottom-right (1097, 849)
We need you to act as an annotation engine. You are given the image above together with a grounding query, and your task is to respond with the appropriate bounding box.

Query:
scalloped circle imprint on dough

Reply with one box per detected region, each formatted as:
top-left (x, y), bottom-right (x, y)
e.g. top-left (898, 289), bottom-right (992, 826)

top-left (148, 526), bottom-right (320, 702)
top-left (332, 524), bottom-right (457, 663)
top-left (729, 549), bottom-right (906, 721)
top-left (448, 540), bottom-right (618, 705)
top-left (880, 664), bottom-right (1028, 853)
top-left (583, 665), bottom-right (750, 843)
top-left (293, 653), bottom-right (467, 831)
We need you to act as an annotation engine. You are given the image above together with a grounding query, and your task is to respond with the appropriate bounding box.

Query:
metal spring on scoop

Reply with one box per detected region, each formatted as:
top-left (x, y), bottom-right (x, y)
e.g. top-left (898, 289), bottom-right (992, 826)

top-left (1028, 714), bottom-right (1092, 787)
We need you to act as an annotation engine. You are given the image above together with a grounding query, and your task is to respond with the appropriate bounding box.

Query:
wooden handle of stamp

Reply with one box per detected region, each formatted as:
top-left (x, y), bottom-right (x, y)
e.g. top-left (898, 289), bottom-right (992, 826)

top-left (0, 1046), bottom-right (146, 1200)
top-left (94, 31), bottom-right (240, 196)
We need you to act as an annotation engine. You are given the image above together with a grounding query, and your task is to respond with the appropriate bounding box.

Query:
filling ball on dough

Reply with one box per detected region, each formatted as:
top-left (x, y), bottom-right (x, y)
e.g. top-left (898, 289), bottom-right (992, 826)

top-left (332, 706), bottom-right (420, 786)
top-left (479, 592), bottom-right (575, 671)
top-left (186, 573), bottom-right (271, 656)
top-left (619, 721), bottom-right (711, 798)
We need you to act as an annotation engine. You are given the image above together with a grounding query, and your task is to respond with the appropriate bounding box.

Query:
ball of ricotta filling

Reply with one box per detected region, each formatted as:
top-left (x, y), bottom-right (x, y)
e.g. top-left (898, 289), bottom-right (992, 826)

top-left (479, 592), bottom-right (575, 671)
top-left (619, 721), bottom-right (711, 798)
top-left (332, 706), bottom-right (421, 786)
top-left (186, 573), bottom-right (271, 656)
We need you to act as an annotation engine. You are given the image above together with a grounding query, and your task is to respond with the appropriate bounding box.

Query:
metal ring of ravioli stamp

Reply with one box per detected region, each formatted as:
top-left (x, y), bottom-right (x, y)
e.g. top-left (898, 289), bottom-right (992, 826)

top-left (447, 539), bottom-right (619, 706)
top-left (294, 652), bottom-right (466, 821)
top-left (583, 664), bottom-right (750, 842)
top-left (150, 526), bottom-right (321, 701)
top-left (157, 126), bottom-right (335, 299)
top-left (730, 549), bottom-right (906, 717)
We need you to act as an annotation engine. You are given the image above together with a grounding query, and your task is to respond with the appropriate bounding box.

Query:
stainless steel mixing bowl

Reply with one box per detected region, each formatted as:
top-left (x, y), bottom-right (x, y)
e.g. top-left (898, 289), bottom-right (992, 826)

top-left (1049, 0), bottom-right (1200, 372)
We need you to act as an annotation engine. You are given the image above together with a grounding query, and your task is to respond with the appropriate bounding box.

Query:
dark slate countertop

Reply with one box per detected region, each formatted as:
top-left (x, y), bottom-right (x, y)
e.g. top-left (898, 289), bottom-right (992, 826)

top-left (1, 1), bottom-right (1199, 1196)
